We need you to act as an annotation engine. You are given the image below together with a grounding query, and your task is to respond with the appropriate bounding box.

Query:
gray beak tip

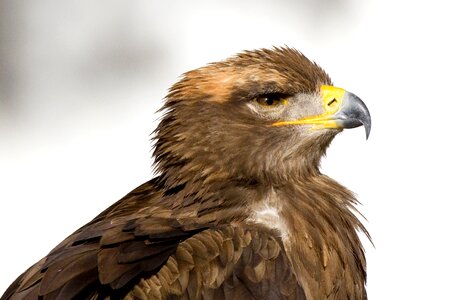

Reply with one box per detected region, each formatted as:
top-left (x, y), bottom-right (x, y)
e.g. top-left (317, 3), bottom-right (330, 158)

top-left (364, 119), bottom-right (371, 140)
top-left (338, 91), bottom-right (371, 140)
top-left (365, 128), bottom-right (370, 140)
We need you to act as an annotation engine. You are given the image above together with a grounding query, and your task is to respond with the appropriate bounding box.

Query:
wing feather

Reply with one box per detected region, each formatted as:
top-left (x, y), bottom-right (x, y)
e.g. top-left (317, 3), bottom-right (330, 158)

top-left (3, 179), bottom-right (305, 300)
top-left (2, 179), bottom-right (207, 299)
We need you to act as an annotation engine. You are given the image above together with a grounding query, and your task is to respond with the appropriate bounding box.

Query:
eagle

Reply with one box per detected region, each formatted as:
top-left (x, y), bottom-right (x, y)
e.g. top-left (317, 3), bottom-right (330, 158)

top-left (1, 47), bottom-right (371, 300)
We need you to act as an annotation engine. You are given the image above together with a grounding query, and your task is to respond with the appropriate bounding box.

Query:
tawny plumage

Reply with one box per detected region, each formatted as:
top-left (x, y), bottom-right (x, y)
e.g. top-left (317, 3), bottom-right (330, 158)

top-left (1, 47), bottom-right (371, 300)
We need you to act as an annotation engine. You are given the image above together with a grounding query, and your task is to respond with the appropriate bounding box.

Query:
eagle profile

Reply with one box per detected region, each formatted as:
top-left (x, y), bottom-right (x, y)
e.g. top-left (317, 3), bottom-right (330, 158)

top-left (2, 47), bottom-right (371, 300)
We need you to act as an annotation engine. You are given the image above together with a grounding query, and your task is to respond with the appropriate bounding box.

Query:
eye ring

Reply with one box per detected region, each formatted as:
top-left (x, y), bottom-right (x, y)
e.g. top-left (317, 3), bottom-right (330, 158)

top-left (254, 93), bottom-right (287, 107)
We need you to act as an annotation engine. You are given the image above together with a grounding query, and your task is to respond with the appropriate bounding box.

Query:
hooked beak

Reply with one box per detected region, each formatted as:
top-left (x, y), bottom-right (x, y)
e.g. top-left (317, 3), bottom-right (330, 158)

top-left (272, 85), bottom-right (371, 139)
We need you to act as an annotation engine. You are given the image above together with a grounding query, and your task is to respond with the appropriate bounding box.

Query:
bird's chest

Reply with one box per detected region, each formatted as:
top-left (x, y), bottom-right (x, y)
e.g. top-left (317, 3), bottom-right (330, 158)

top-left (246, 192), bottom-right (290, 240)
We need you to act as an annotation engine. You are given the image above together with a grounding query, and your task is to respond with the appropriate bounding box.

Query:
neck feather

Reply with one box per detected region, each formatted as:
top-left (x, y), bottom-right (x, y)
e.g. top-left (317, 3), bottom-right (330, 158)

top-left (278, 175), bottom-right (368, 299)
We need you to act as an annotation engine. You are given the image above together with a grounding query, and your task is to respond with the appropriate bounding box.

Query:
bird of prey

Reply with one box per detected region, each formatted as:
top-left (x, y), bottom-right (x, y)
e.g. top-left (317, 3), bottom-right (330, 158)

top-left (1, 47), bottom-right (371, 300)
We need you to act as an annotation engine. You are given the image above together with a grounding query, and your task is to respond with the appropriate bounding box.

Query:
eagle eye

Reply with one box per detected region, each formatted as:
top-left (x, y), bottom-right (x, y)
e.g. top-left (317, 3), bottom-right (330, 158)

top-left (254, 94), bottom-right (287, 107)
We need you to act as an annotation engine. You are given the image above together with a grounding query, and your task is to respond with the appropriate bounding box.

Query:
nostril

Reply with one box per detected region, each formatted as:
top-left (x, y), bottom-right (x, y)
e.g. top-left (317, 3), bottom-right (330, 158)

top-left (328, 98), bottom-right (338, 107)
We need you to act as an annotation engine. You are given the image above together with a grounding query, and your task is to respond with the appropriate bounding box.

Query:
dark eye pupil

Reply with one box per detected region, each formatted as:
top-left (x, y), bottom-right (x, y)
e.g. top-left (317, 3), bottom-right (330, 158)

top-left (256, 94), bottom-right (283, 106)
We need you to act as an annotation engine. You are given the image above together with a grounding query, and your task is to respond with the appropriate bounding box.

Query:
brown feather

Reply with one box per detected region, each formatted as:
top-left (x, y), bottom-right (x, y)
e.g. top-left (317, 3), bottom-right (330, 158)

top-left (39, 249), bottom-right (97, 294)
top-left (2, 47), bottom-right (368, 300)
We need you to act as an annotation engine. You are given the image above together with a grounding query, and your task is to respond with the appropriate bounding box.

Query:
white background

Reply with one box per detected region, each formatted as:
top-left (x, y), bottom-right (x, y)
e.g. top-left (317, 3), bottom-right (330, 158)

top-left (1, 0), bottom-right (449, 298)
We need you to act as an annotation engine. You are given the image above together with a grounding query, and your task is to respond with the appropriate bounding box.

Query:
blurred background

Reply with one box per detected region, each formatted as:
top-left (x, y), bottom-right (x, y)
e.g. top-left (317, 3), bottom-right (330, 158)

top-left (1, 0), bottom-right (449, 298)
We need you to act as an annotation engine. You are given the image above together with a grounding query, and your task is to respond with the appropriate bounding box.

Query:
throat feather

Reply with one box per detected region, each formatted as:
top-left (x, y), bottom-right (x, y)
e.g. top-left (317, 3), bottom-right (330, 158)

top-left (249, 191), bottom-right (289, 239)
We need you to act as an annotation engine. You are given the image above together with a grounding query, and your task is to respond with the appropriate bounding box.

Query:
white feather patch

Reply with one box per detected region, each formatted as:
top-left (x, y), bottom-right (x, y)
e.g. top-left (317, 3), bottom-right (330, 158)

top-left (248, 192), bottom-right (289, 239)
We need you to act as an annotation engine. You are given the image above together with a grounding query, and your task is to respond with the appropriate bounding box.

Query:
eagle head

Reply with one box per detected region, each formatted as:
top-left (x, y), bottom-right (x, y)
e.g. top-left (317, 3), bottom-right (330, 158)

top-left (153, 47), bottom-right (371, 186)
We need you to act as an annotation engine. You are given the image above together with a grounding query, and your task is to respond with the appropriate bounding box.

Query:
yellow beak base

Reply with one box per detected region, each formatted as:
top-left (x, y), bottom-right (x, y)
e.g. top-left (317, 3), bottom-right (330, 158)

top-left (272, 85), bottom-right (345, 129)
top-left (272, 85), bottom-right (371, 138)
